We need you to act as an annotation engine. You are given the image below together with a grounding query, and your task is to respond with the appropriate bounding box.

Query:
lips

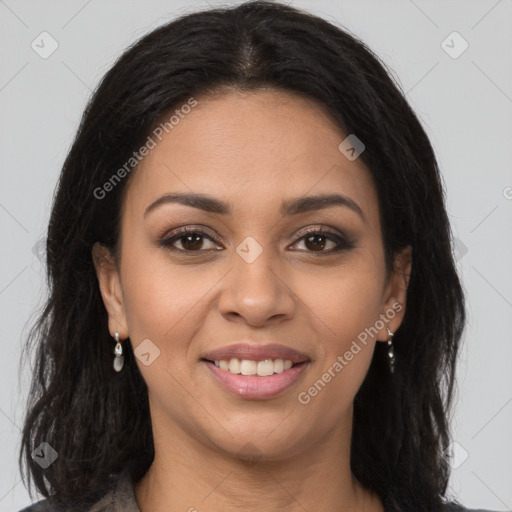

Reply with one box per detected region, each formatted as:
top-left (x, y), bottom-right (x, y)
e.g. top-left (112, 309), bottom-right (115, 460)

top-left (203, 359), bottom-right (310, 400)
top-left (201, 342), bottom-right (310, 364)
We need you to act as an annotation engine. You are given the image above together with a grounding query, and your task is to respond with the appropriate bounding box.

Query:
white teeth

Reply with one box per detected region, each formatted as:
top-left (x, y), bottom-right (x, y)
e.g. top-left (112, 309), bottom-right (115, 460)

top-left (274, 359), bottom-right (284, 373)
top-left (257, 359), bottom-right (274, 377)
top-left (228, 358), bottom-right (241, 374)
top-left (240, 360), bottom-right (257, 375)
top-left (212, 358), bottom-right (297, 376)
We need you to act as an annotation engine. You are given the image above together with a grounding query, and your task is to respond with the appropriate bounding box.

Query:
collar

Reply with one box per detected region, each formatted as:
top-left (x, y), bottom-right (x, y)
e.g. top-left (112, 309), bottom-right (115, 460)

top-left (87, 469), bottom-right (141, 512)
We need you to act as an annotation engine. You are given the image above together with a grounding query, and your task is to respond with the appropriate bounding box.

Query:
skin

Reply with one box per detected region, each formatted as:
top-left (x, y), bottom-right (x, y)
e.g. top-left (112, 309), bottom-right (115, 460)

top-left (93, 89), bottom-right (411, 512)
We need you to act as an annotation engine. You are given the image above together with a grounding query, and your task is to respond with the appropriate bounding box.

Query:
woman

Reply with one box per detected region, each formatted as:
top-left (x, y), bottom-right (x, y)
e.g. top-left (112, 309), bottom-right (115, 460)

top-left (17, 1), bottom-right (497, 511)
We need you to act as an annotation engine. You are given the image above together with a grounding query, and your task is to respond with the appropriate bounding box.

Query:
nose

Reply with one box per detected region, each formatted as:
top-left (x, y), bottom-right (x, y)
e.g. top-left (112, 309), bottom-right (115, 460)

top-left (217, 241), bottom-right (296, 327)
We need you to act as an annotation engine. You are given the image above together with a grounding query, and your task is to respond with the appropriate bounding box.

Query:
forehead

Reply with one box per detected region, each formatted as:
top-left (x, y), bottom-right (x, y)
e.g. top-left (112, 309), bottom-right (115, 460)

top-left (123, 89), bottom-right (379, 223)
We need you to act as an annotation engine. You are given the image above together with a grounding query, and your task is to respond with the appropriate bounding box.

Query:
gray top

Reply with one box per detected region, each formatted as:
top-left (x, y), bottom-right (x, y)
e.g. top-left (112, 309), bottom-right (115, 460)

top-left (18, 469), bottom-right (498, 512)
top-left (18, 470), bottom-right (139, 512)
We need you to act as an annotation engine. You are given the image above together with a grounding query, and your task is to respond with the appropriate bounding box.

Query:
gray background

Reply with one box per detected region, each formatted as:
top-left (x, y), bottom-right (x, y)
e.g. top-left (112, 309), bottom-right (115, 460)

top-left (1, 0), bottom-right (511, 510)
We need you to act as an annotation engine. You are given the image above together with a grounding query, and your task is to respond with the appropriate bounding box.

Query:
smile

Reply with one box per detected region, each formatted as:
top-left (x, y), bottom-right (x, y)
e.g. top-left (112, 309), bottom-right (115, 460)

top-left (202, 358), bottom-right (310, 400)
top-left (211, 357), bottom-right (294, 376)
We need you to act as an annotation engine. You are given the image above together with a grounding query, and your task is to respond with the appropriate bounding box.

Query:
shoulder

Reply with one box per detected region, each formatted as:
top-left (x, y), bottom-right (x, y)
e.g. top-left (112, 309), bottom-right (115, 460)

top-left (383, 501), bottom-right (498, 512)
top-left (17, 469), bottom-right (139, 512)
top-left (17, 494), bottom-right (111, 512)
top-left (17, 501), bottom-right (54, 512)
top-left (441, 501), bottom-right (499, 512)
top-left (18, 499), bottom-right (74, 511)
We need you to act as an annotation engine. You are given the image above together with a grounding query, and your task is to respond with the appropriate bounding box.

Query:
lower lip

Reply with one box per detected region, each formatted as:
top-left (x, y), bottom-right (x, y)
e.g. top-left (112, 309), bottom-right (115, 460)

top-left (202, 360), bottom-right (310, 400)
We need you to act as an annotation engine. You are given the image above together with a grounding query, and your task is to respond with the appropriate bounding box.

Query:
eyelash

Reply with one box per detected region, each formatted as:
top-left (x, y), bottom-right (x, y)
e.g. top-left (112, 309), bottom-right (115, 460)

top-left (158, 226), bottom-right (355, 255)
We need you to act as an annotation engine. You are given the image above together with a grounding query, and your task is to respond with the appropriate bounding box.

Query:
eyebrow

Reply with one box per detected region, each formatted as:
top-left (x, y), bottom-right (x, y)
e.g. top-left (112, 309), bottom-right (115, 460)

top-left (144, 192), bottom-right (365, 221)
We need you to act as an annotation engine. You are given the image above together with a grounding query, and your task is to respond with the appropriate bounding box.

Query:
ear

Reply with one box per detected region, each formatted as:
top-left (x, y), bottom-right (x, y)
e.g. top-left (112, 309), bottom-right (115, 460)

top-left (376, 245), bottom-right (412, 342)
top-left (91, 242), bottom-right (129, 339)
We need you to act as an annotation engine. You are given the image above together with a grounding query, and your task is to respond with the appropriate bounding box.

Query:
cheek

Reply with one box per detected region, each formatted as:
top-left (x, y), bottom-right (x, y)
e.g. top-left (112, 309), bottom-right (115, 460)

top-left (292, 258), bottom-right (383, 406)
top-left (118, 241), bottom-right (213, 368)
top-left (295, 256), bottom-right (384, 343)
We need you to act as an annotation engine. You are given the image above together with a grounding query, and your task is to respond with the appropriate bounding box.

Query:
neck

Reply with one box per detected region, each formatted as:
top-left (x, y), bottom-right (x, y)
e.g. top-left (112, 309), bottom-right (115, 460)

top-left (134, 403), bottom-right (384, 512)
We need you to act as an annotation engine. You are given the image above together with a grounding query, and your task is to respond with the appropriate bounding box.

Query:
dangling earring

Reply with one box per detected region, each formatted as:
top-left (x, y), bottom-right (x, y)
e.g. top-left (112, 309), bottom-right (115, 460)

top-left (113, 332), bottom-right (124, 372)
top-left (386, 327), bottom-right (395, 374)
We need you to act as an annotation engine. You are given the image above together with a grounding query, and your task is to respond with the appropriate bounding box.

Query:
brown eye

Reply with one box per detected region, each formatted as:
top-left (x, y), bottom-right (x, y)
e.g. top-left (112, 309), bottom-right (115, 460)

top-left (179, 233), bottom-right (206, 251)
top-left (292, 228), bottom-right (355, 254)
top-left (159, 228), bottom-right (221, 253)
top-left (303, 233), bottom-right (330, 251)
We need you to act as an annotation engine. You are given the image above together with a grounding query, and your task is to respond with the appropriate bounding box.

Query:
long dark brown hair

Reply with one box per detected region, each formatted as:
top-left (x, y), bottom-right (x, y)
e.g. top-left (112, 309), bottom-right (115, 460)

top-left (19, 2), bottom-right (466, 510)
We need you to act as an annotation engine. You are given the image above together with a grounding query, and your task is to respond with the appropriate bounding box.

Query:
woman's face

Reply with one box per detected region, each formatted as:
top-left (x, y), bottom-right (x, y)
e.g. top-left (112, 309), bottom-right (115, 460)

top-left (94, 89), bottom-right (411, 462)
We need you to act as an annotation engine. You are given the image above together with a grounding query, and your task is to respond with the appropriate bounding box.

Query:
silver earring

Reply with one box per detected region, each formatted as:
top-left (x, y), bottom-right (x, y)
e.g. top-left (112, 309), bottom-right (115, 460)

top-left (386, 328), bottom-right (395, 374)
top-left (113, 332), bottom-right (124, 372)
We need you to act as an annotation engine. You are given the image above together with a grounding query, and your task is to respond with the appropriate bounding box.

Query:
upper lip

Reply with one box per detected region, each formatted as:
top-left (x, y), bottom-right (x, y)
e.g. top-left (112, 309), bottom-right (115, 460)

top-left (202, 343), bottom-right (310, 363)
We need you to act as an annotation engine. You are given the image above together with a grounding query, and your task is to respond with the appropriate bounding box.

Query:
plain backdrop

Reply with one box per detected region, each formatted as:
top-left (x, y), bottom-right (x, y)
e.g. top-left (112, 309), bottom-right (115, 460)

top-left (1, 0), bottom-right (511, 511)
